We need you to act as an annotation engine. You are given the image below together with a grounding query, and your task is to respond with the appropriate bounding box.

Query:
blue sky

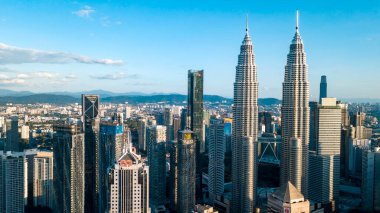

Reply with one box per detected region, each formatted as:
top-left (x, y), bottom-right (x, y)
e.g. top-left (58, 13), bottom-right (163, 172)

top-left (0, 0), bottom-right (379, 99)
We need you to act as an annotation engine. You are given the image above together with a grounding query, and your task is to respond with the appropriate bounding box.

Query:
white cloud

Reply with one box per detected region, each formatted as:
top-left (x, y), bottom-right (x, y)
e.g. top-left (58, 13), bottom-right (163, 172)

top-left (0, 78), bottom-right (25, 84)
top-left (73, 6), bottom-right (95, 18)
top-left (16, 73), bottom-right (29, 79)
top-left (90, 72), bottom-right (138, 80)
top-left (65, 74), bottom-right (77, 79)
top-left (0, 43), bottom-right (124, 65)
top-left (33, 71), bottom-right (58, 79)
top-left (0, 73), bottom-right (26, 84)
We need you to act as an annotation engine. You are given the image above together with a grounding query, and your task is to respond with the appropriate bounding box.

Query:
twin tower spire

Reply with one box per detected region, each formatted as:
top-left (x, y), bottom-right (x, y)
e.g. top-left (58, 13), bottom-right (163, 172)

top-left (245, 10), bottom-right (300, 35)
top-left (232, 11), bottom-right (308, 213)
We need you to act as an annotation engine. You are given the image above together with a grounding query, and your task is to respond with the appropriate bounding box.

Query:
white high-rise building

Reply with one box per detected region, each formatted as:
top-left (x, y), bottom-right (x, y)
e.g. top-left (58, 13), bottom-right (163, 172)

top-left (33, 151), bottom-right (54, 209)
top-left (232, 18), bottom-right (259, 212)
top-left (208, 119), bottom-right (225, 203)
top-left (280, 11), bottom-right (310, 197)
top-left (308, 98), bottom-right (341, 205)
top-left (108, 145), bottom-right (149, 213)
top-left (0, 151), bottom-right (28, 213)
top-left (362, 147), bottom-right (380, 212)
top-left (21, 125), bottom-right (30, 140)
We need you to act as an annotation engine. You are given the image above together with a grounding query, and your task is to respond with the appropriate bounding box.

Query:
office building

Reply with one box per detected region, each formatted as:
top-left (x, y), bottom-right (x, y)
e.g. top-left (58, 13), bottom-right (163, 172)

top-left (177, 130), bottom-right (196, 213)
top-left (164, 108), bottom-right (174, 142)
top-left (267, 181), bottom-right (310, 213)
top-left (0, 151), bottom-right (27, 213)
top-left (188, 70), bottom-right (204, 154)
top-left (21, 125), bottom-right (30, 140)
top-left (169, 140), bottom-right (179, 212)
top-left (173, 117), bottom-right (181, 142)
top-left (108, 145), bottom-right (149, 213)
top-left (5, 116), bottom-right (20, 152)
top-left (146, 125), bottom-right (167, 207)
top-left (362, 147), bottom-right (380, 212)
top-left (99, 120), bottom-right (124, 213)
top-left (81, 94), bottom-right (100, 213)
top-left (33, 151), bottom-right (54, 209)
top-left (25, 149), bottom-right (37, 207)
top-left (232, 18), bottom-right (259, 212)
top-left (208, 119), bottom-right (225, 203)
top-left (138, 118), bottom-right (148, 152)
top-left (308, 98), bottom-right (341, 207)
top-left (319, 75), bottom-right (327, 103)
top-left (259, 112), bottom-right (273, 134)
top-left (180, 108), bottom-right (188, 130)
top-left (280, 12), bottom-right (310, 197)
top-left (53, 124), bottom-right (85, 213)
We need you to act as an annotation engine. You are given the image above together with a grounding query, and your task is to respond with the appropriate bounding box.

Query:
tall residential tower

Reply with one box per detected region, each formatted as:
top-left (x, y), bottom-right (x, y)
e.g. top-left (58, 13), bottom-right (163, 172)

top-left (232, 18), bottom-right (259, 212)
top-left (81, 94), bottom-right (100, 213)
top-left (280, 11), bottom-right (310, 197)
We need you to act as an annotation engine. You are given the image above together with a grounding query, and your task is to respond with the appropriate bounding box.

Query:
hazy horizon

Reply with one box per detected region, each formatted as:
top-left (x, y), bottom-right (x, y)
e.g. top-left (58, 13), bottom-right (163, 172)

top-left (0, 1), bottom-right (379, 99)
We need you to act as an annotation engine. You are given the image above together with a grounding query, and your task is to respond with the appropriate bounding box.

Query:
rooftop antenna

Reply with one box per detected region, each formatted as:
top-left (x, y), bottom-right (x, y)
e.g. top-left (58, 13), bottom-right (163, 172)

top-left (296, 10), bottom-right (299, 32)
top-left (246, 14), bottom-right (249, 33)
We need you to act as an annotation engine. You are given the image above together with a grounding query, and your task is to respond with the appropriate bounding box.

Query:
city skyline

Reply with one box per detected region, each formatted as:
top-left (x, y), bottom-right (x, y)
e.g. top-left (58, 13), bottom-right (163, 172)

top-left (0, 1), bottom-right (379, 99)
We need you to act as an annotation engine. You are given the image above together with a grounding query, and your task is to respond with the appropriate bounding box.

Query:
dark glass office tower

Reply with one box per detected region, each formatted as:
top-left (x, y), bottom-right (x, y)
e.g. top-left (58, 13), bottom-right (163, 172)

top-left (188, 70), bottom-right (204, 154)
top-left (5, 116), bottom-right (20, 152)
top-left (177, 130), bottom-right (196, 213)
top-left (188, 70), bottom-right (204, 202)
top-left (319, 75), bottom-right (327, 103)
top-left (82, 94), bottom-right (100, 213)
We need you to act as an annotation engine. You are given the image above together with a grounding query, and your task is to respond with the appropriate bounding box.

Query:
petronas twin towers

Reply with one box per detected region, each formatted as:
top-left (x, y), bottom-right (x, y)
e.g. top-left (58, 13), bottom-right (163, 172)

top-left (232, 12), bottom-right (309, 212)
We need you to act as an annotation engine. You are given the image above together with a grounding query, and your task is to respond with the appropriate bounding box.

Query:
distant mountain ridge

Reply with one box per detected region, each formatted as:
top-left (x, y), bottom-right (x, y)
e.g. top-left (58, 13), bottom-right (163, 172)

top-left (0, 90), bottom-right (281, 105)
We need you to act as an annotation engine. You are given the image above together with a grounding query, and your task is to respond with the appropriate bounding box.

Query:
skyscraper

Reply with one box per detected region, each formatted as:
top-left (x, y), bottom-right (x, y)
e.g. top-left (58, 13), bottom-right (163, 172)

top-left (33, 151), bottom-right (54, 209)
top-left (53, 124), bottom-right (85, 213)
top-left (108, 145), bottom-right (149, 213)
top-left (188, 70), bottom-right (204, 154)
top-left (138, 118), bottom-right (148, 152)
top-left (164, 108), bottom-right (174, 142)
top-left (81, 94), bottom-right (100, 213)
top-left (259, 112), bottom-right (273, 134)
top-left (280, 11), bottom-right (310, 197)
top-left (98, 119), bottom-right (124, 213)
top-left (169, 140), bottom-right (179, 212)
top-left (232, 18), bottom-right (259, 212)
top-left (5, 116), bottom-right (20, 152)
top-left (319, 75), bottom-right (327, 103)
top-left (0, 151), bottom-right (27, 213)
top-left (180, 108), bottom-right (188, 131)
top-left (177, 130), bottom-right (196, 213)
top-left (146, 125), bottom-right (167, 207)
top-left (308, 99), bottom-right (341, 208)
top-left (208, 119), bottom-right (225, 203)
top-left (362, 147), bottom-right (380, 212)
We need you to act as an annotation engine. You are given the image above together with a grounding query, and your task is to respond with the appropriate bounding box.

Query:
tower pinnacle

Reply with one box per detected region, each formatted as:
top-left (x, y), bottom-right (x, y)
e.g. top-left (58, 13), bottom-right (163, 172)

top-left (246, 14), bottom-right (249, 33)
top-left (296, 10), bottom-right (299, 32)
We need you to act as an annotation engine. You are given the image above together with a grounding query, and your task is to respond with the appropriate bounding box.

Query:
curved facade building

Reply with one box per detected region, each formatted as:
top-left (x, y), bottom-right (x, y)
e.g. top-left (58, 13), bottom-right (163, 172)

top-left (280, 12), bottom-right (310, 197)
top-left (232, 19), bottom-right (259, 212)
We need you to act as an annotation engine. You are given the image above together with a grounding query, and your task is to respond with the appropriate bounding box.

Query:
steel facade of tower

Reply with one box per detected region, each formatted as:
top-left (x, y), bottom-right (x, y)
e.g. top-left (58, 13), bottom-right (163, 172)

top-left (319, 75), bottom-right (327, 103)
top-left (5, 116), bottom-right (20, 152)
top-left (208, 119), bottom-right (225, 203)
top-left (53, 124), bottom-right (85, 213)
top-left (81, 94), bottom-right (100, 213)
top-left (188, 70), bottom-right (204, 154)
top-left (177, 130), bottom-right (196, 213)
top-left (280, 12), bottom-right (310, 197)
top-left (232, 19), bottom-right (259, 212)
top-left (98, 121), bottom-right (124, 213)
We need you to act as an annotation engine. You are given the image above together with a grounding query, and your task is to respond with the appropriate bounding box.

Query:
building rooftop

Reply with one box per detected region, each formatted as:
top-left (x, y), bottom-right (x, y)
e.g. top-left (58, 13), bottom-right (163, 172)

top-left (272, 181), bottom-right (305, 204)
